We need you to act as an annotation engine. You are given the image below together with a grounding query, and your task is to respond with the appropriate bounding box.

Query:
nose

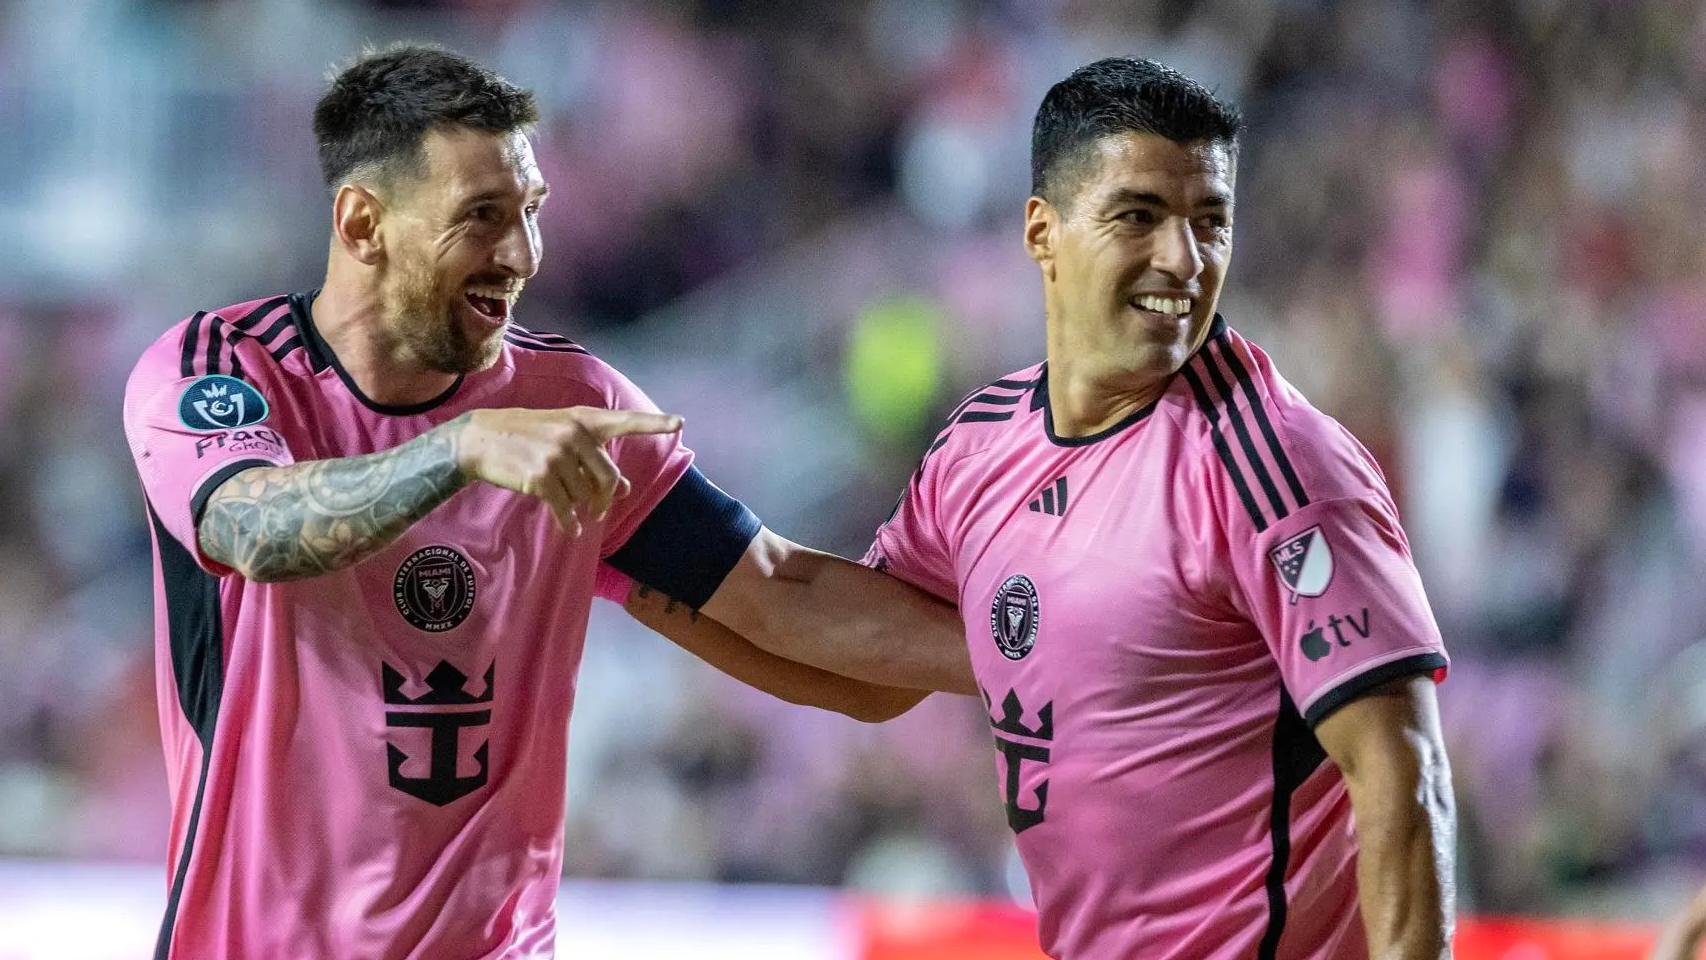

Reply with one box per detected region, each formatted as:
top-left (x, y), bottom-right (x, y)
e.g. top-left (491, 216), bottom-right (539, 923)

top-left (1151, 216), bottom-right (1203, 284)
top-left (494, 215), bottom-right (541, 280)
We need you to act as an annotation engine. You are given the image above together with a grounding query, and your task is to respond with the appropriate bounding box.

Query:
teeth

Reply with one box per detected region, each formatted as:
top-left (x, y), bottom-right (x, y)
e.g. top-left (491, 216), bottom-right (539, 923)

top-left (466, 286), bottom-right (515, 303)
top-left (1135, 295), bottom-right (1192, 316)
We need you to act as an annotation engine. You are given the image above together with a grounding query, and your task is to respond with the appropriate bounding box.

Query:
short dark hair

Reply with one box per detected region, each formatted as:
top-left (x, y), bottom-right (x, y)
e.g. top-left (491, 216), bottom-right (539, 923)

top-left (1030, 57), bottom-right (1242, 205)
top-left (313, 44), bottom-right (540, 190)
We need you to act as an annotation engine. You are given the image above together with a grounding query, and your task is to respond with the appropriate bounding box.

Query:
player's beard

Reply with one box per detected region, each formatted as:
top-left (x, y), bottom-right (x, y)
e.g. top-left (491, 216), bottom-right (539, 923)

top-left (383, 253), bottom-right (506, 375)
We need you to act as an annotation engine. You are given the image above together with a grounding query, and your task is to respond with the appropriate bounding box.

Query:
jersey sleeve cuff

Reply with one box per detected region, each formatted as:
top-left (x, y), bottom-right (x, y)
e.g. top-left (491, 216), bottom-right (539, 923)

top-left (190, 458), bottom-right (277, 523)
top-left (605, 466), bottom-right (761, 609)
top-left (1301, 651), bottom-right (1448, 728)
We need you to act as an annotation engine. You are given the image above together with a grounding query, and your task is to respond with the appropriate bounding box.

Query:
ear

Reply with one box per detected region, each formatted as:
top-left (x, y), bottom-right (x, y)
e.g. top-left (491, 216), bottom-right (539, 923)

top-left (1024, 196), bottom-right (1057, 275)
top-left (332, 183), bottom-right (385, 266)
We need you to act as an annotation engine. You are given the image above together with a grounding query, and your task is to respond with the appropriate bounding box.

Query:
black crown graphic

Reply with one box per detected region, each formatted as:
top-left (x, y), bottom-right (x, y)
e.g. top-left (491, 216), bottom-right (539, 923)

top-left (383, 660), bottom-right (494, 706)
top-left (984, 687), bottom-right (1054, 740)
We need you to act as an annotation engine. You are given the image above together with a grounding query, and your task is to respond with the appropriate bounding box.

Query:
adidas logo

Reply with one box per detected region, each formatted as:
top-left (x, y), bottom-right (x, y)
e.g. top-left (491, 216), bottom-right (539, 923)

top-left (1027, 477), bottom-right (1069, 517)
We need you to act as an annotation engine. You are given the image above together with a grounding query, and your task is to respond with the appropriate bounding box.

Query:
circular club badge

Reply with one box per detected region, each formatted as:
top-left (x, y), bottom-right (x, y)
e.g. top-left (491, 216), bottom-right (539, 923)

top-left (394, 546), bottom-right (476, 632)
top-left (989, 574), bottom-right (1040, 661)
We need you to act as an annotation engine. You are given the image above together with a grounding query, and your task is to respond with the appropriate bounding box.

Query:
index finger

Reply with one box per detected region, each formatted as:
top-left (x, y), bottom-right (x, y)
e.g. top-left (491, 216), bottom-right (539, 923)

top-left (582, 409), bottom-right (685, 440)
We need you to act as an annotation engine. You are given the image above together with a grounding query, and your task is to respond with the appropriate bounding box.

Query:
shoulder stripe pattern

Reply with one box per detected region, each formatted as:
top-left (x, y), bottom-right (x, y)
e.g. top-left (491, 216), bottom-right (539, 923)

top-left (1181, 329), bottom-right (1310, 532)
top-left (924, 375), bottom-right (1039, 456)
top-left (1211, 337), bottom-right (1309, 507)
top-left (177, 296), bottom-right (302, 381)
top-left (505, 326), bottom-right (589, 355)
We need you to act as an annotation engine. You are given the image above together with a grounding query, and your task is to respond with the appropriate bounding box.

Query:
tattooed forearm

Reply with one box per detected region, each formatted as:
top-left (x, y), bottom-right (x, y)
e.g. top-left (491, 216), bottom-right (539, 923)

top-left (198, 417), bottom-right (470, 582)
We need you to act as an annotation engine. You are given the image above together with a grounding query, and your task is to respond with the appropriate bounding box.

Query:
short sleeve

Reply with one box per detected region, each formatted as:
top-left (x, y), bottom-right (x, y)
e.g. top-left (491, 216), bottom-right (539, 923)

top-left (863, 463), bottom-right (958, 604)
top-left (1224, 485), bottom-right (1448, 729)
top-left (593, 362), bottom-right (696, 559)
top-left (123, 337), bottom-right (295, 576)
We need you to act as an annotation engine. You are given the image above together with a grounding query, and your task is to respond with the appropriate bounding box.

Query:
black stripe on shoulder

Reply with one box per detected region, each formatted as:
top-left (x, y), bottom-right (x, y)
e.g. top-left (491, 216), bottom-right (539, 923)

top-left (510, 326), bottom-right (580, 347)
top-left (505, 331), bottom-right (588, 355)
top-left (1179, 362), bottom-right (1268, 532)
top-left (232, 296), bottom-right (291, 332)
top-left (180, 312), bottom-right (208, 378)
top-left (1199, 338), bottom-right (1289, 524)
top-left (268, 335), bottom-right (305, 364)
top-left (251, 313), bottom-right (296, 348)
top-left (920, 372), bottom-right (1037, 460)
top-left (1211, 337), bottom-right (1309, 510)
top-left (205, 316), bottom-right (226, 379)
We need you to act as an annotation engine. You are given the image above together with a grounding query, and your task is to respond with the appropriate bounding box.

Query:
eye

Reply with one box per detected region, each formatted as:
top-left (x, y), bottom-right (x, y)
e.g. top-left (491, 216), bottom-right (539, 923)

top-left (1194, 213), bottom-right (1232, 233)
top-left (470, 204), bottom-right (503, 225)
top-left (1118, 209), bottom-right (1158, 225)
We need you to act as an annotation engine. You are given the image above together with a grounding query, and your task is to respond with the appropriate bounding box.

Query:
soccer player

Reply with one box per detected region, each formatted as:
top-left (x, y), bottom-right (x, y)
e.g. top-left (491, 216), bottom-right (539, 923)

top-left (682, 59), bottom-right (1458, 958)
top-left (122, 46), bottom-right (970, 959)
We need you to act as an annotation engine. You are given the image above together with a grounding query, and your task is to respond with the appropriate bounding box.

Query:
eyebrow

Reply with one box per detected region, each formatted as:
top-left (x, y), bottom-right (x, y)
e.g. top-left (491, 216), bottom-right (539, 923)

top-left (1104, 188), bottom-right (1229, 209)
top-left (458, 183), bottom-right (551, 208)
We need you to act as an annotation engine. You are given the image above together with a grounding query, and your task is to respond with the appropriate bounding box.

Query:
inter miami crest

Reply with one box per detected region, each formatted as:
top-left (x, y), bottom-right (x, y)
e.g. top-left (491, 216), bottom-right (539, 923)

top-left (989, 574), bottom-right (1040, 661)
top-left (177, 374), bottom-right (269, 432)
top-left (1269, 525), bottom-right (1333, 604)
top-left (394, 546), bottom-right (477, 631)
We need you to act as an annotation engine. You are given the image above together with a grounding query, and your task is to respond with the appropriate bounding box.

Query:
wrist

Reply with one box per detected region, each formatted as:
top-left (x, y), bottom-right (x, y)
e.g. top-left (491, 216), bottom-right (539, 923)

top-left (442, 411), bottom-right (480, 482)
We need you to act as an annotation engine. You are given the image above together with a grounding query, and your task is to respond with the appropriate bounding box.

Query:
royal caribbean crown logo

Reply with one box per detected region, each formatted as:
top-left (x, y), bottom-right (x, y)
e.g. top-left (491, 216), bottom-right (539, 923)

top-left (177, 374), bottom-right (270, 432)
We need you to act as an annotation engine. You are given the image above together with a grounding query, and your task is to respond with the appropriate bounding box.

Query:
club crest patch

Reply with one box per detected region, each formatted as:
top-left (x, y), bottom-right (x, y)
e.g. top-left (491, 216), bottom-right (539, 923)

top-left (989, 574), bottom-right (1040, 661)
top-left (1269, 525), bottom-right (1333, 604)
top-left (394, 546), bottom-right (477, 632)
top-left (178, 374), bottom-right (269, 432)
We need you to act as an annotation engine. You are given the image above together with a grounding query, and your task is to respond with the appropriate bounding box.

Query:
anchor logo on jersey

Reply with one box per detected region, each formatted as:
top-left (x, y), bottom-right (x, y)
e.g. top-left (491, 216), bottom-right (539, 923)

top-left (382, 661), bottom-right (494, 806)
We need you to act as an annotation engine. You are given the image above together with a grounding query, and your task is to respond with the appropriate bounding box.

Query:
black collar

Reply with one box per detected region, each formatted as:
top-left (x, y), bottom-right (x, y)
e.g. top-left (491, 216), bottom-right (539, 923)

top-left (289, 290), bottom-right (466, 416)
top-left (1033, 313), bottom-right (1229, 447)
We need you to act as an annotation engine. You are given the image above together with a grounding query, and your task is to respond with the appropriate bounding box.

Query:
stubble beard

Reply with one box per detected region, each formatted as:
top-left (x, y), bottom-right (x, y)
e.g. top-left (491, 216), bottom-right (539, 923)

top-left (385, 254), bottom-right (505, 375)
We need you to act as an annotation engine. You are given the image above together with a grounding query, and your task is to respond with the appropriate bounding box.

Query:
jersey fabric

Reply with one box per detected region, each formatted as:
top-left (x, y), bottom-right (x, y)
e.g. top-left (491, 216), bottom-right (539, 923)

top-left (865, 316), bottom-right (1448, 960)
top-left (122, 291), bottom-right (751, 960)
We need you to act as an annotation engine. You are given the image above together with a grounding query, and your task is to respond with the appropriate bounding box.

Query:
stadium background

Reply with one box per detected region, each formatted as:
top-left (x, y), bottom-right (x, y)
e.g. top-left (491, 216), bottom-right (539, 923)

top-left (1, 0), bottom-right (1704, 956)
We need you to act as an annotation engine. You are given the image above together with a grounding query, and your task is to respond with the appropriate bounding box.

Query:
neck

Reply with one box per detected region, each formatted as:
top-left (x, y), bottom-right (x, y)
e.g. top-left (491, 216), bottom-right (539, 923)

top-left (314, 260), bottom-right (458, 407)
top-left (1042, 317), bottom-right (1172, 439)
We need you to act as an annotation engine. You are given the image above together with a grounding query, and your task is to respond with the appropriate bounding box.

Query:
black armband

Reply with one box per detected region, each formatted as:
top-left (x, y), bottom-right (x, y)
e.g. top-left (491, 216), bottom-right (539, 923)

top-left (607, 466), bottom-right (761, 608)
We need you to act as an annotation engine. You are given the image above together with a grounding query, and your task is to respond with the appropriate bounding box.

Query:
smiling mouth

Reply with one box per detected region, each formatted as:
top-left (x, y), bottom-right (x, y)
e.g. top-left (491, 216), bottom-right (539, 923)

top-left (1130, 294), bottom-right (1194, 317)
top-left (464, 287), bottom-right (513, 323)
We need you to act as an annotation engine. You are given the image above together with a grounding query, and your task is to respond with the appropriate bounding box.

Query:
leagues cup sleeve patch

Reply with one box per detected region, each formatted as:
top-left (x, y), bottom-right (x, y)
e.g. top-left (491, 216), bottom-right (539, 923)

top-left (990, 574), bottom-right (1040, 660)
top-left (178, 374), bottom-right (270, 432)
top-left (1269, 525), bottom-right (1333, 604)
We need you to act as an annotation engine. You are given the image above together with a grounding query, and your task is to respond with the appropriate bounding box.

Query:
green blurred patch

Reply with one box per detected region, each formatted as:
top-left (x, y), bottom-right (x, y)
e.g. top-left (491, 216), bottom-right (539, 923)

top-left (845, 296), bottom-right (944, 443)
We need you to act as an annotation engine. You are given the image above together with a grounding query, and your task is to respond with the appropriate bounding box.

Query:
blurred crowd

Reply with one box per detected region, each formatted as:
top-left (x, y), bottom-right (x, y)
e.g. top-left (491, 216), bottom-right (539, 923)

top-left (2, 0), bottom-right (1705, 921)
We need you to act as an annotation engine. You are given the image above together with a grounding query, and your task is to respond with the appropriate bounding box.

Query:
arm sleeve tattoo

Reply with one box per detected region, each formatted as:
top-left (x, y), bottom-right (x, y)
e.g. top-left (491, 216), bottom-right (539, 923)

top-left (197, 418), bottom-right (468, 582)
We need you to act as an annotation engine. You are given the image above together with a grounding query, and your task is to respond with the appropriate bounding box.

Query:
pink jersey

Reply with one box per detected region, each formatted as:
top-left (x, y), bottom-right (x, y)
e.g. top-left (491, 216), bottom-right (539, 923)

top-left (866, 316), bottom-right (1448, 960)
top-left (122, 292), bottom-right (691, 959)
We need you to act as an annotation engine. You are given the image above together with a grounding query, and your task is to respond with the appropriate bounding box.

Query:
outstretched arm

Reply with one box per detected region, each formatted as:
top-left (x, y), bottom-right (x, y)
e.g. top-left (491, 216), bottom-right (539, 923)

top-left (199, 406), bottom-right (682, 582)
top-left (615, 576), bottom-right (931, 722)
top-left (198, 425), bottom-right (466, 581)
top-left (1315, 676), bottom-right (1456, 960)
top-left (699, 528), bottom-right (976, 695)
